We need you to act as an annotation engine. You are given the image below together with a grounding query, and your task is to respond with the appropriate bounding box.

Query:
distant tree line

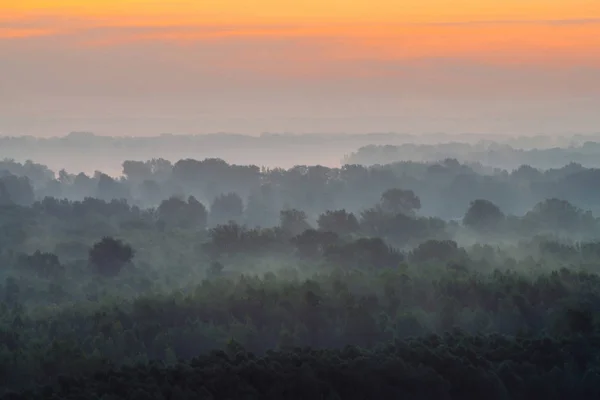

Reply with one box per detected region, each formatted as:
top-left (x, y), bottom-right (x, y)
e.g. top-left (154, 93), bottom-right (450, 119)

top-left (5, 157), bottom-right (600, 221)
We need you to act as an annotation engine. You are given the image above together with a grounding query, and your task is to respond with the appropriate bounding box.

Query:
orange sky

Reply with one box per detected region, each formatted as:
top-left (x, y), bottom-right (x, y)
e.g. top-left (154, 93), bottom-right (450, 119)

top-left (2, 1), bottom-right (600, 65)
top-left (4, 0), bottom-right (600, 23)
top-left (1, 1), bottom-right (600, 136)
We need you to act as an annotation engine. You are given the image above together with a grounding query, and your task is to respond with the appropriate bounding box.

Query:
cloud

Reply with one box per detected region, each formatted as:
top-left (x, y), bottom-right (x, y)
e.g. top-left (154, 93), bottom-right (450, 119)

top-left (1, 12), bottom-right (599, 102)
top-left (2, 3), bottom-right (599, 137)
top-left (2, 18), bottom-right (599, 80)
top-left (3, 14), bottom-right (600, 41)
top-left (411, 18), bottom-right (600, 27)
top-left (0, 27), bottom-right (59, 39)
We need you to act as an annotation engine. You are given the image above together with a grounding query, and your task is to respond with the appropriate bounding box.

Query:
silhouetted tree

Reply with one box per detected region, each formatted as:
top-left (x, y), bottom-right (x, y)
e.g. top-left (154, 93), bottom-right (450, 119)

top-left (122, 160), bottom-right (152, 182)
top-left (359, 206), bottom-right (388, 236)
top-left (89, 237), bottom-right (134, 276)
top-left (280, 209), bottom-right (311, 236)
top-left (463, 199), bottom-right (505, 232)
top-left (524, 198), bottom-right (596, 234)
top-left (410, 240), bottom-right (466, 264)
top-left (566, 308), bottom-right (594, 334)
top-left (317, 210), bottom-right (360, 235)
top-left (17, 251), bottom-right (64, 278)
top-left (0, 174), bottom-right (34, 206)
top-left (187, 196), bottom-right (208, 228)
top-left (95, 172), bottom-right (129, 202)
top-left (380, 188), bottom-right (421, 215)
top-left (326, 237), bottom-right (403, 269)
top-left (0, 181), bottom-right (11, 206)
top-left (205, 222), bottom-right (244, 257)
top-left (158, 196), bottom-right (207, 229)
top-left (292, 229), bottom-right (339, 259)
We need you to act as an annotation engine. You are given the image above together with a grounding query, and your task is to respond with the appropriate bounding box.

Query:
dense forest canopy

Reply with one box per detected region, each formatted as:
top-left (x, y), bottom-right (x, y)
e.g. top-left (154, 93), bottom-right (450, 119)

top-left (3, 146), bottom-right (600, 398)
top-left (4, 154), bottom-right (600, 220)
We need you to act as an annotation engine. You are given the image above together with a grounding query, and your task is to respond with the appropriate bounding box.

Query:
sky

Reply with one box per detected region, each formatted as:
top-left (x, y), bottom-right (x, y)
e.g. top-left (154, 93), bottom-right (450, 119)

top-left (1, 1), bottom-right (600, 136)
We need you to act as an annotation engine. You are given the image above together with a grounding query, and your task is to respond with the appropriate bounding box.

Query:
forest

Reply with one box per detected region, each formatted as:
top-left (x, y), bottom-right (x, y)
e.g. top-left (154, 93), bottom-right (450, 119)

top-left (2, 153), bottom-right (600, 399)
top-left (5, 132), bottom-right (600, 175)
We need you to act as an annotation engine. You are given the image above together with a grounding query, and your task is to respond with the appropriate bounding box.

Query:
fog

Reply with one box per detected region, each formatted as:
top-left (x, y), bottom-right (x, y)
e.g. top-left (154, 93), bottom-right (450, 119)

top-left (5, 1), bottom-right (600, 396)
top-left (3, 95), bottom-right (600, 139)
top-left (3, 131), bottom-right (600, 176)
top-left (5, 133), bottom-right (600, 398)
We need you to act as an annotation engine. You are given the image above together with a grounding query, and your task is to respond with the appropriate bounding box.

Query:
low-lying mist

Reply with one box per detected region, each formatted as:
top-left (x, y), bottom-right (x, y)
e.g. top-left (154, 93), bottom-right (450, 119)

top-left (4, 132), bottom-right (600, 175)
top-left (4, 138), bottom-right (600, 398)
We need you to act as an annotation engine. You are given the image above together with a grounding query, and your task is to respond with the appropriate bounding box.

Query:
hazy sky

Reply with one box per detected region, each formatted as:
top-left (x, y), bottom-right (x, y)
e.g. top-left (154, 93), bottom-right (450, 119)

top-left (1, 1), bottom-right (600, 136)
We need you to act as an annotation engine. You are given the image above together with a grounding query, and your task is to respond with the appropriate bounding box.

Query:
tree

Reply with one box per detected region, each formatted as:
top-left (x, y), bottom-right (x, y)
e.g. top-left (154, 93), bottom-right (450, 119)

top-left (359, 206), bottom-right (388, 236)
top-left (410, 240), bottom-right (466, 264)
top-left (187, 196), bottom-right (208, 229)
top-left (95, 172), bottom-right (131, 202)
top-left (210, 193), bottom-right (244, 226)
top-left (0, 181), bottom-right (11, 206)
top-left (463, 199), bottom-right (505, 232)
top-left (565, 308), bottom-right (593, 335)
top-left (205, 222), bottom-right (244, 257)
top-left (0, 174), bottom-right (34, 206)
top-left (158, 196), bottom-right (207, 229)
top-left (244, 189), bottom-right (278, 228)
top-left (292, 229), bottom-right (339, 259)
top-left (524, 198), bottom-right (595, 234)
top-left (280, 209), bottom-right (311, 236)
top-left (17, 251), bottom-right (64, 278)
top-left (122, 160), bottom-right (152, 182)
top-left (158, 196), bottom-right (187, 228)
top-left (317, 210), bottom-right (360, 235)
top-left (57, 169), bottom-right (73, 185)
top-left (71, 172), bottom-right (95, 198)
top-left (325, 237), bottom-right (403, 269)
top-left (89, 237), bottom-right (134, 276)
top-left (380, 188), bottom-right (421, 215)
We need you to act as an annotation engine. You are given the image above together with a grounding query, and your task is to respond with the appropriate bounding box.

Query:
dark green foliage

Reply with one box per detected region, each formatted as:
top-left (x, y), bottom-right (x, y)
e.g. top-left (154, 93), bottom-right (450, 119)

top-left (205, 222), bottom-right (287, 257)
top-left (292, 229), bottom-right (340, 259)
top-left (464, 199), bottom-right (506, 232)
top-left (0, 174), bottom-right (34, 206)
top-left (280, 209), bottom-right (312, 237)
top-left (380, 188), bottom-right (421, 215)
top-left (566, 308), bottom-right (594, 335)
top-left (1, 231), bottom-right (600, 399)
top-left (523, 198), bottom-right (597, 236)
top-left (325, 237), bottom-right (404, 269)
top-left (6, 156), bottom-right (600, 398)
top-left (6, 336), bottom-right (600, 399)
top-left (95, 173), bottom-right (129, 202)
top-left (7, 156), bottom-right (600, 226)
top-left (317, 209), bottom-right (360, 235)
top-left (88, 237), bottom-right (134, 276)
top-left (0, 181), bottom-right (11, 206)
top-left (410, 240), bottom-right (467, 264)
top-left (17, 251), bottom-right (64, 278)
top-left (157, 196), bottom-right (207, 229)
top-left (359, 206), bottom-right (448, 247)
